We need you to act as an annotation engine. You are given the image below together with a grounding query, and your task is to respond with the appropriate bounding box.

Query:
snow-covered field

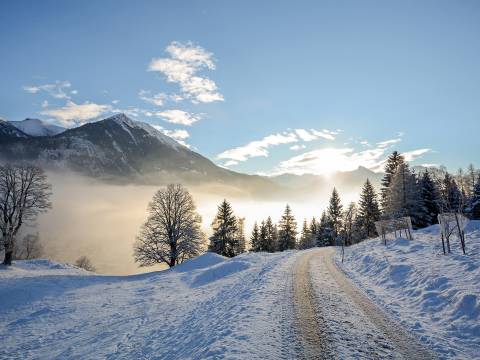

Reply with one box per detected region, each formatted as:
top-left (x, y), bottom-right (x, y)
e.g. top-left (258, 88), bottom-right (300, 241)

top-left (0, 251), bottom-right (302, 359)
top-left (337, 221), bottom-right (480, 359)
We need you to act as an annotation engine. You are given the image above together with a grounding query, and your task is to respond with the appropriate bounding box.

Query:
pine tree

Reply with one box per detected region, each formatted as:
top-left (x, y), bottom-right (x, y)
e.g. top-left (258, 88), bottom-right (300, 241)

top-left (208, 199), bottom-right (238, 257)
top-left (357, 179), bottom-right (381, 238)
top-left (327, 188), bottom-right (343, 243)
top-left (381, 151), bottom-right (405, 212)
top-left (440, 173), bottom-right (462, 212)
top-left (263, 217), bottom-right (278, 252)
top-left (309, 217), bottom-right (318, 240)
top-left (298, 219), bottom-right (310, 250)
top-left (385, 163), bottom-right (425, 228)
top-left (234, 217), bottom-right (246, 255)
top-left (470, 175), bottom-right (480, 220)
top-left (418, 170), bottom-right (441, 226)
top-left (277, 204), bottom-right (297, 251)
top-left (317, 211), bottom-right (333, 246)
top-left (250, 222), bottom-right (261, 252)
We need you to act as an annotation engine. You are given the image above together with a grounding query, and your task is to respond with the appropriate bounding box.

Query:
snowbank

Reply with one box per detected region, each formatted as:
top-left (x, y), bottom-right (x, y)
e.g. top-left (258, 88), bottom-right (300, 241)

top-left (0, 251), bottom-right (301, 359)
top-left (337, 221), bottom-right (480, 359)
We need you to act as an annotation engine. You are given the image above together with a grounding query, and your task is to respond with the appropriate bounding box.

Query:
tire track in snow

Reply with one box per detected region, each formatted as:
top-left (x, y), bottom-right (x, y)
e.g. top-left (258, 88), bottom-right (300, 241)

top-left (294, 248), bottom-right (436, 359)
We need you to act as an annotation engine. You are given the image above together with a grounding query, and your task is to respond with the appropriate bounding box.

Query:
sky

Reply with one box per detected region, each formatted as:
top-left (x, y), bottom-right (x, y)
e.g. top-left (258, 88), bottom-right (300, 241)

top-left (1, 0), bottom-right (479, 175)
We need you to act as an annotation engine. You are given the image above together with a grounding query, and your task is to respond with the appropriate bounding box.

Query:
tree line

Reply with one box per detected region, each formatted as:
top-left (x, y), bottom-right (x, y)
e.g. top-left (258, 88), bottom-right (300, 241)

top-left (133, 152), bottom-right (480, 268)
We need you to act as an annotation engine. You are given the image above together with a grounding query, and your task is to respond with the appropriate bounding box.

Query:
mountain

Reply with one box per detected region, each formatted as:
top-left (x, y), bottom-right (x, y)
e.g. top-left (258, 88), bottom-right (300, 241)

top-left (10, 118), bottom-right (65, 137)
top-left (0, 119), bottom-right (30, 142)
top-left (0, 114), bottom-right (279, 195)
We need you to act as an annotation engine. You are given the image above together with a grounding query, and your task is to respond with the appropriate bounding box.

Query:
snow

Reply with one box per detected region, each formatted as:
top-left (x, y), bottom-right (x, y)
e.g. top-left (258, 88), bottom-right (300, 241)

top-left (337, 221), bottom-right (480, 359)
top-left (10, 118), bottom-right (65, 137)
top-left (108, 113), bottom-right (185, 151)
top-left (0, 252), bottom-right (301, 359)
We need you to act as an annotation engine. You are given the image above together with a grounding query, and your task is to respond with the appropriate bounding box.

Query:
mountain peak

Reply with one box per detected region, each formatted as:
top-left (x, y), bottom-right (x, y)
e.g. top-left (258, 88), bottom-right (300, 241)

top-left (10, 118), bottom-right (65, 137)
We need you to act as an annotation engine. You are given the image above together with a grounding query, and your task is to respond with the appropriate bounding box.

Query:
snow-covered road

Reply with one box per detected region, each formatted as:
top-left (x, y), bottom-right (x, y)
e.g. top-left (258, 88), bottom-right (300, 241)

top-left (295, 248), bottom-right (435, 359)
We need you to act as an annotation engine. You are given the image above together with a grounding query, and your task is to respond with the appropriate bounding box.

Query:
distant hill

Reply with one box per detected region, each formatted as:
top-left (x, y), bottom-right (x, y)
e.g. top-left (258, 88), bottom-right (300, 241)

top-left (10, 118), bottom-right (65, 137)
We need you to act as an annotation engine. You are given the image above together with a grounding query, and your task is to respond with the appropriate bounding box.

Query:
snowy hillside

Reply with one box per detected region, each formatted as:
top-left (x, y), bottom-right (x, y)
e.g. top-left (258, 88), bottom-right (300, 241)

top-left (337, 221), bottom-right (480, 359)
top-left (10, 118), bottom-right (65, 137)
top-left (0, 252), bottom-right (301, 359)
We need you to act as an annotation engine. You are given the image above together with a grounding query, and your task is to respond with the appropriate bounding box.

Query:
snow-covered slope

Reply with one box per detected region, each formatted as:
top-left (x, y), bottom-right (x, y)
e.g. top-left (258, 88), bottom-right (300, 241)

top-left (0, 118), bottom-right (30, 140)
top-left (0, 252), bottom-right (300, 359)
top-left (10, 118), bottom-right (65, 137)
top-left (337, 222), bottom-right (480, 359)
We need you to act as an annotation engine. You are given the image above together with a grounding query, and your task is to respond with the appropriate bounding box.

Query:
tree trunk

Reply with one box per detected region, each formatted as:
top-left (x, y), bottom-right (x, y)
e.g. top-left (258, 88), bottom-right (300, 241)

top-left (3, 249), bottom-right (13, 265)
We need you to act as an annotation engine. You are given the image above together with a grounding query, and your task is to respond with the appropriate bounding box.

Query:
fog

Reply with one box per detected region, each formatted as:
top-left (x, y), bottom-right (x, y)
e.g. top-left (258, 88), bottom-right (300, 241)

top-left (36, 173), bottom-right (360, 274)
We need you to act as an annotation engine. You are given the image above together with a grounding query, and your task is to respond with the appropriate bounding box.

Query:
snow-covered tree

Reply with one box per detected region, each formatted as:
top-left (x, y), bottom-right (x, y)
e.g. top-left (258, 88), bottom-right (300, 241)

top-left (234, 217), bottom-right (246, 255)
top-left (134, 184), bottom-right (205, 268)
top-left (357, 179), bottom-right (381, 238)
top-left (384, 163), bottom-right (425, 228)
top-left (250, 222), bottom-right (261, 251)
top-left (381, 151), bottom-right (405, 212)
top-left (418, 170), bottom-right (441, 227)
top-left (0, 164), bottom-right (52, 265)
top-left (277, 204), bottom-right (297, 251)
top-left (256, 218), bottom-right (277, 252)
top-left (327, 188), bottom-right (343, 243)
top-left (470, 175), bottom-right (480, 220)
top-left (75, 256), bottom-right (96, 272)
top-left (208, 199), bottom-right (238, 257)
top-left (317, 211), bottom-right (333, 246)
top-left (299, 219), bottom-right (315, 249)
top-left (309, 217), bottom-right (318, 240)
top-left (440, 173), bottom-right (463, 212)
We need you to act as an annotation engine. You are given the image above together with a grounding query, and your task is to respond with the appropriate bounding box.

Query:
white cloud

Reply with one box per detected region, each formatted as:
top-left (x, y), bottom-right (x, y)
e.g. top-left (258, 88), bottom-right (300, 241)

top-left (23, 80), bottom-right (74, 100)
top-left (311, 129), bottom-right (336, 140)
top-left (148, 41), bottom-right (223, 104)
top-left (112, 100), bottom-right (120, 104)
top-left (377, 138), bottom-right (401, 148)
top-left (224, 160), bottom-right (239, 167)
top-left (40, 101), bottom-right (111, 126)
top-left (41, 100), bottom-right (49, 108)
top-left (218, 127), bottom-right (338, 164)
top-left (138, 90), bottom-right (168, 106)
top-left (151, 125), bottom-right (191, 147)
top-left (269, 143), bottom-right (431, 176)
top-left (155, 109), bottom-right (202, 126)
top-left (218, 132), bottom-right (298, 162)
top-left (290, 144), bottom-right (306, 151)
top-left (403, 148), bottom-right (431, 162)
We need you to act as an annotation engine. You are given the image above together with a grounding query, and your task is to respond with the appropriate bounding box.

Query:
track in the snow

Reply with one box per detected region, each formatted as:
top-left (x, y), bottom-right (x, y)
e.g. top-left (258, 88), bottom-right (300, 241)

top-left (293, 248), bottom-right (436, 360)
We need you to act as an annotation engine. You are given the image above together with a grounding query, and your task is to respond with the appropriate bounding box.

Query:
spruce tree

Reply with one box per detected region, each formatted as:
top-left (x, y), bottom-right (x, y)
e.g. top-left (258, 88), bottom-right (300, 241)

top-left (381, 151), bottom-right (405, 212)
top-left (440, 173), bottom-right (462, 212)
top-left (470, 175), bottom-right (480, 220)
top-left (263, 217), bottom-right (278, 252)
top-left (358, 179), bottom-right (381, 238)
top-left (208, 199), bottom-right (238, 257)
top-left (234, 217), bottom-right (246, 255)
top-left (250, 222), bottom-right (261, 252)
top-left (327, 188), bottom-right (343, 243)
top-left (298, 219), bottom-right (310, 250)
top-left (277, 204), bottom-right (297, 251)
top-left (385, 163), bottom-right (425, 228)
top-left (317, 211), bottom-right (333, 246)
top-left (309, 217), bottom-right (318, 240)
top-left (419, 170), bottom-right (441, 226)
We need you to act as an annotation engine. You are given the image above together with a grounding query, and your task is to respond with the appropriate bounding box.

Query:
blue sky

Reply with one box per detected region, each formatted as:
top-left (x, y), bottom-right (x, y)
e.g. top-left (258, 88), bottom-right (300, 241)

top-left (1, 0), bottom-right (479, 175)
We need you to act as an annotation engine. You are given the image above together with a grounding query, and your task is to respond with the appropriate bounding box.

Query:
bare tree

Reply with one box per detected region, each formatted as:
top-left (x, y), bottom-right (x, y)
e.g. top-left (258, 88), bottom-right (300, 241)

top-left (0, 164), bottom-right (52, 265)
top-left (133, 184), bottom-right (205, 268)
top-left (14, 233), bottom-right (43, 260)
top-left (75, 256), bottom-right (96, 272)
